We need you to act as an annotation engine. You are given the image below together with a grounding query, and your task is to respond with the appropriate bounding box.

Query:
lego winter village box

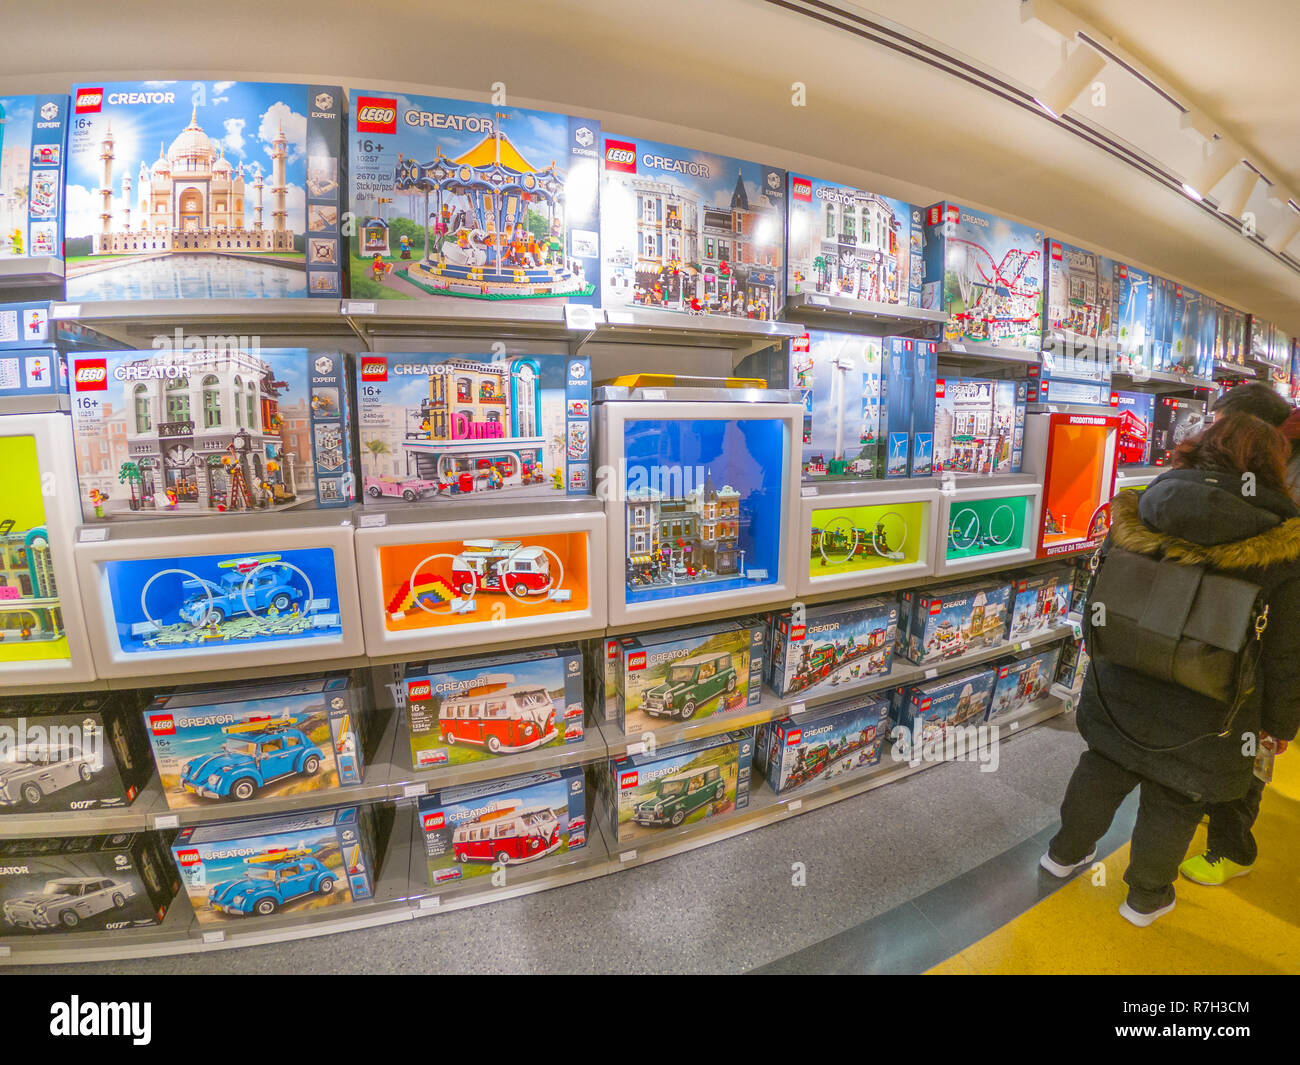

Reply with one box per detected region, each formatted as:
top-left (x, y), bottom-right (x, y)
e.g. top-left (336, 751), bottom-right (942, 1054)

top-left (987, 645), bottom-right (1062, 721)
top-left (0, 94), bottom-right (68, 269)
top-left (892, 665), bottom-right (998, 742)
top-left (898, 577), bottom-right (1012, 664)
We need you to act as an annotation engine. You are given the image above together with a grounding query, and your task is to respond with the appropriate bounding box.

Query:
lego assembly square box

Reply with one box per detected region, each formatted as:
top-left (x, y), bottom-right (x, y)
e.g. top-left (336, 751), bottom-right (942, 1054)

top-left (348, 90), bottom-right (600, 304)
top-left (601, 134), bottom-right (785, 320)
top-left (403, 646), bottom-right (584, 769)
top-left (757, 696), bottom-right (889, 794)
top-left (173, 805), bottom-right (376, 924)
top-left (1022, 412), bottom-right (1119, 557)
top-left (790, 330), bottom-right (884, 480)
top-left (419, 766), bottom-right (585, 886)
top-left (800, 486), bottom-right (936, 596)
top-left (767, 597), bottom-right (898, 700)
top-left (64, 81), bottom-right (345, 301)
top-left (0, 94), bottom-right (68, 270)
top-left (935, 482), bottom-right (1041, 576)
top-left (898, 577), bottom-right (1012, 665)
top-left (356, 352), bottom-right (591, 506)
top-left (988, 645), bottom-right (1062, 722)
top-left (70, 347), bottom-right (354, 522)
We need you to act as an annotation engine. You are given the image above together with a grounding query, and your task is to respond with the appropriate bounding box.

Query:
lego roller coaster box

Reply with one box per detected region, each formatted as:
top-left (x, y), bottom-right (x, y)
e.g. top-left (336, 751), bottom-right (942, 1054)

top-left (69, 347), bottom-right (355, 522)
top-left (755, 695), bottom-right (890, 795)
top-left (356, 352), bottom-right (591, 504)
top-left (143, 674), bottom-right (371, 811)
top-left (767, 596), bottom-right (898, 700)
top-left (898, 576), bottom-right (1012, 665)
top-left (0, 94), bottom-right (68, 268)
top-left (173, 805), bottom-right (377, 925)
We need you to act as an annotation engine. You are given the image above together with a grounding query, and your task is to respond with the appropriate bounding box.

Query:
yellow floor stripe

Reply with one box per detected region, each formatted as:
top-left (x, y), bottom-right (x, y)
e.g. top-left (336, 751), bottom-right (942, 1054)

top-left (930, 753), bottom-right (1300, 974)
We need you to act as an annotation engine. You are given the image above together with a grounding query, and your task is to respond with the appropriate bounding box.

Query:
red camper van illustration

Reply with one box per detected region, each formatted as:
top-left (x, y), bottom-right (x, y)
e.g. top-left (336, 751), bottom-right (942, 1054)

top-left (452, 801), bottom-right (561, 865)
top-left (438, 682), bottom-right (558, 754)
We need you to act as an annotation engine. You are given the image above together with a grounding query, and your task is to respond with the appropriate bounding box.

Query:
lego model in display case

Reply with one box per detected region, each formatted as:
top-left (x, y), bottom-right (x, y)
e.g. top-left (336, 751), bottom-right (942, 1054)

top-left (1150, 396), bottom-right (1208, 467)
top-left (935, 481), bottom-right (1041, 574)
top-left (173, 805), bottom-right (377, 924)
top-left (800, 486), bottom-right (936, 595)
top-left (880, 336), bottom-right (939, 478)
top-left (931, 377), bottom-right (1026, 474)
top-left (922, 202), bottom-right (1043, 350)
top-left (347, 89), bottom-right (600, 303)
top-left (402, 647), bottom-right (584, 768)
top-left (987, 645), bottom-right (1062, 721)
top-left (64, 81), bottom-right (345, 301)
top-left (0, 95), bottom-right (67, 271)
top-left (1114, 263), bottom-right (1150, 374)
top-left (786, 173), bottom-right (920, 307)
top-left (601, 134), bottom-right (785, 320)
top-left (1006, 566), bottom-right (1071, 641)
top-left (70, 347), bottom-right (354, 521)
top-left (1115, 390), bottom-right (1156, 466)
top-left (356, 353), bottom-right (590, 504)
top-left (898, 576), bottom-right (1012, 665)
top-left (892, 665), bottom-right (998, 744)
top-left (1043, 239), bottom-right (1101, 343)
top-left (790, 330), bottom-right (883, 479)
top-left (1022, 412), bottom-right (1120, 557)
top-left (767, 597), bottom-right (897, 700)
top-left (756, 695), bottom-right (889, 794)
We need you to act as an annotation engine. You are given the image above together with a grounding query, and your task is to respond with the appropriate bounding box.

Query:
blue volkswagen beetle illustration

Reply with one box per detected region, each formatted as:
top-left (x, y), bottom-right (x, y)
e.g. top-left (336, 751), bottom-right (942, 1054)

top-left (207, 849), bottom-right (336, 917)
top-left (180, 717), bottom-right (325, 802)
top-left (179, 555), bottom-right (304, 627)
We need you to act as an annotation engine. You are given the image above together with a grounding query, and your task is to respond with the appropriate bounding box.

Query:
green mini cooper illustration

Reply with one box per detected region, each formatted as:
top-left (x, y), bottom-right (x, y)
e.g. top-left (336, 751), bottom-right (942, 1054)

top-left (640, 652), bottom-right (738, 721)
top-left (632, 765), bottom-right (726, 827)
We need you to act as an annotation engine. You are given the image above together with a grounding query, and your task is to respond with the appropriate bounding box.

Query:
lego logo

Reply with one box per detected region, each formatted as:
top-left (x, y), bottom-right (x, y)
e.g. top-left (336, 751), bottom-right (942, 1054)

top-left (356, 96), bottom-right (397, 134)
top-left (928, 602), bottom-right (942, 615)
top-left (1000, 667), bottom-right (1009, 678)
top-left (786, 729), bottom-right (802, 746)
top-left (936, 380), bottom-right (946, 397)
top-left (619, 771), bottom-right (639, 789)
top-left (407, 681), bottom-right (432, 701)
top-left (361, 358), bottom-right (387, 381)
top-left (604, 140), bottom-right (637, 173)
top-left (149, 714), bottom-right (175, 736)
top-left (1051, 243), bottom-right (1062, 260)
top-left (607, 640), bottom-right (618, 660)
top-left (75, 89), bottom-right (103, 113)
top-left (358, 106), bottom-right (395, 123)
top-left (790, 624), bottom-right (805, 641)
top-left (920, 698), bottom-right (932, 711)
top-left (792, 178), bottom-right (812, 202)
top-left (926, 205), bottom-right (942, 226)
top-left (176, 849), bottom-right (200, 866)
top-left (627, 651), bottom-right (646, 671)
top-left (422, 812), bottom-right (445, 831)
top-left (74, 359), bottom-right (108, 390)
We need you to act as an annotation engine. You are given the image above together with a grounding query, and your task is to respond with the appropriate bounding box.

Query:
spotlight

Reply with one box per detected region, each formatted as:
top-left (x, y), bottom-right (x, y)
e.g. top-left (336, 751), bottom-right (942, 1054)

top-left (1215, 165), bottom-right (1259, 220)
top-left (1182, 139), bottom-right (1241, 200)
top-left (1033, 42), bottom-right (1106, 118)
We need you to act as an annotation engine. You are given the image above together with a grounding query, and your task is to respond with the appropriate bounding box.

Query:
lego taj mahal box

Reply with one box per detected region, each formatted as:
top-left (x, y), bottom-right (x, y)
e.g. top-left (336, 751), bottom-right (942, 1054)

top-left (791, 330), bottom-right (883, 480)
top-left (348, 90), bottom-right (600, 304)
top-left (0, 94), bottom-right (68, 269)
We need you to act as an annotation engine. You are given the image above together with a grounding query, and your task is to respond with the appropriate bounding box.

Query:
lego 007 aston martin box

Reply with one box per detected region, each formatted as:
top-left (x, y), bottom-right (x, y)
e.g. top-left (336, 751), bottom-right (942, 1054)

top-left (0, 94), bottom-right (67, 269)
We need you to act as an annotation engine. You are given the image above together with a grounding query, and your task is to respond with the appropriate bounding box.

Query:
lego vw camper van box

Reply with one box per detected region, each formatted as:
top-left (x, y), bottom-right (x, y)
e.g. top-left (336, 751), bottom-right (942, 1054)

top-left (1115, 390), bottom-right (1156, 466)
top-left (988, 645), bottom-right (1062, 722)
top-left (601, 133), bottom-right (785, 320)
top-left (64, 82), bottom-right (344, 301)
top-left (0, 831), bottom-right (178, 935)
top-left (401, 646), bottom-right (584, 768)
top-left (347, 90), bottom-right (600, 304)
top-left (1006, 566), bottom-right (1071, 641)
top-left (767, 596), bottom-right (897, 699)
top-left (143, 674), bottom-right (370, 810)
top-left (931, 377), bottom-right (1026, 475)
top-left (892, 665), bottom-right (998, 744)
top-left (791, 330), bottom-right (883, 480)
top-left (356, 352), bottom-right (591, 504)
top-left (173, 805), bottom-right (377, 924)
top-left (898, 576), bottom-right (1012, 665)
top-left (418, 766), bottom-right (586, 886)
top-left (1151, 396), bottom-right (1208, 467)
top-left (786, 173), bottom-right (920, 307)
top-left (602, 729), bottom-right (753, 845)
top-left (756, 695), bottom-right (889, 795)
top-left (0, 95), bottom-right (67, 274)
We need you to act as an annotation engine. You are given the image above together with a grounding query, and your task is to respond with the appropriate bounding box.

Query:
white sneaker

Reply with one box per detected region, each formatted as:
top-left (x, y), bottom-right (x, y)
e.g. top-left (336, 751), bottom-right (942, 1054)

top-left (1039, 849), bottom-right (1097, 878)
top-left (1119, 898), bottom-right (1176, 928)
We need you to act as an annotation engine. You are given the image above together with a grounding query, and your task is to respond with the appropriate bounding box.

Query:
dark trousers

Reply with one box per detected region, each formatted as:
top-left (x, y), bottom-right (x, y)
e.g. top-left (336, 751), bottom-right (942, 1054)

top-left (1205, 776), bottom-right (1266, 866)
top-left (1049, 748), bottom-right (1204, 912)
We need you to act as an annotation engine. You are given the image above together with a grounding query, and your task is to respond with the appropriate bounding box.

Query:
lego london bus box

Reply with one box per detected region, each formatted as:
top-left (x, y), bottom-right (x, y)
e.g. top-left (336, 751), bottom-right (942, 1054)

top-left (347, 89), bottom-right (601, 304)
top-left (355, 352), bottom-right (591, 504)
top-left (143, 674), bottom-right (371, 810)
top-left (766, 595), bottom-right (898, 700)
top-left (418, 766), bottom-right (586, 886)
top-left (754, 695), bottom-right (889, 795)
top-left (0, 94), bottom-right (68, 270)
top-left (69, 347), bottom-right (354, 521)
top-left (601, 133), bottom-right (786, 320)
top-left (790, 330), bottom-right (884, 480)
top-left (64, 81), bottom-right (345, 301)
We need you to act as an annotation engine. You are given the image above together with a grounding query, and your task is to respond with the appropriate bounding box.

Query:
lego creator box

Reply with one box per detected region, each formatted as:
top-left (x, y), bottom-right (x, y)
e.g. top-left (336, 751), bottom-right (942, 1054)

top-left (402, 646), bottom-right (584, 768)
top-left (614, 620), bottom-right (764, 734)
top-left (1096, 254), bottom-right (1117, 348)
top-left (899, 577), bottom-right (1012, 664)
top-left (0, 95), bottom-right (67, 267)
top-left (932, 377), bottom-right (1026, 475)
top-left (922, 202), bottom-right (1043, 351)
top-left (0, 301), bottom-right (64, 399)
top-left (0, 831), bottom-right (178, 934)
top-left (758, 696), bottom-right (889, 794)
top-left (174, 805), bottom-right (376, 924)
top-left (601, 133), bottom-right (785, 320)
top-left (791, 330), bottom-right (883, 479)
top-left (1044, 240), bottom-right (1101, 342)
top-left (356, 352), bottom-right (591, 503)
top-left (894, 666), bottom-right (998, 743)
top-left (1151, 396), bottom-right (1207, 466)
top-left (988, 645), bottom-right (1062, 721)
top-left (144, 674), bottom-right (366, 810)
top-left (348, 90), bottom-right (599, 304)
top-left (1171, 284), bottom-right (1201, 373)
top-left (1114, 263), bottom-right (1150, 374)
top-left (1115, 390), bottom-right (1155, 465)
top-left (0, 692), bottom-right (151, 813)
top-left (605, 729), bottom-right (753, 844)
top-left (69, 347), bottom-right (354, 521)
top-left (787, 173), bottom-right (920, 307)
top-left (880, 336), bottom-right (938, 477)
top-left (65, 81), bottom-right (345, 301)
top-left (418, 766), bottom-right (585, 886)
top-left (768, 596), bottom-right (897, 699)
top-left (1006, 566), bottom-right (1071, 641)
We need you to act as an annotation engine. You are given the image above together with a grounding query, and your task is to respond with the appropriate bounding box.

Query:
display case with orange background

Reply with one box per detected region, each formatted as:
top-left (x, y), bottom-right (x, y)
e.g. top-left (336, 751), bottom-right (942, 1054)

top-left (1022, 412), bottom-right (1121, 558)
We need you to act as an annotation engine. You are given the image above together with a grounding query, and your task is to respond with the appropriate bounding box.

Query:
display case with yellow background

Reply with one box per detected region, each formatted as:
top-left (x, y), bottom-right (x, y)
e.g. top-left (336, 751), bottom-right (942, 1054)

top-left (799, 487), bottom-right (937, 595)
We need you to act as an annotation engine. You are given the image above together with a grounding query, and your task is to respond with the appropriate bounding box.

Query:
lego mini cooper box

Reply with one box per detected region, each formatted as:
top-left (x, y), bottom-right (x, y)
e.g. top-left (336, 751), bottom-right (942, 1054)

top-left (767, 597), bottom-right (897, 700)
top-left (988, 645), bottom-right (1062, 722)
top-left (601, 134), bottom-right (785, 320)
top-left (898, 577), bottom-right (1012, 665)
top-left (756, 695), bottom-right (889, 794)
top-left (348, 90), bottom-right (600, 304)
top-left (70, 347), bottom-right (354, 521)
top-left (932, 377), bottom-right (1026, 474)
top-left (173, 805), bottom-right (376, 924)
top-left (402, 646), bottom-right (584, 768)
top-left (0, 94), bottom-right (68, 269)
top-left (419, 766), bottom-right (585, 885)
top-left (791, 330), bottom-right (883, 480)
top-left (356, 353), bottom-right (591, 503)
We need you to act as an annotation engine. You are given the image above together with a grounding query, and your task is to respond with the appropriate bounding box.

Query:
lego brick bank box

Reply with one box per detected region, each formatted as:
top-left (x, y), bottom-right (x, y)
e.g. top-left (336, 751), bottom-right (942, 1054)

top-left (898, 577), bottom-right (1012, 664)
top-left (0, 831), bottom-right (178, 934)
top-left (173, 805), bottom-right (377, 924)
top-left (767, 596), bottom-right (898, 699)
top-left (755, 695), bottom-right (889, 795)
top-left (0, 94), bottom-right (68, 267)
top-left (418, 766), bottom-right (586, 886)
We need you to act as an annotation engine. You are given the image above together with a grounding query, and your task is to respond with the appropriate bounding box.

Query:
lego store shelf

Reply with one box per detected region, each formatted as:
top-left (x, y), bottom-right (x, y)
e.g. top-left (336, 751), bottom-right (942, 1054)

top-left (49, 299), bottom-right (352, 347)
top-left (1214, 360), bottom-right (1256, 379)
top-left (934, 340), bottom-right (1043, 367)
top-left (0, 256), bottom-right (64, 289)
top-left (1111, 367), bottom-right (1217, 393)
top-left (593, 307), bottom-right (802, 358)
top-left (783, 293), bottom-right (946, 337)
top-left (1114, 466), bottom-right (1162, 492)
top-left (0, 393), bottom-right (69, 415)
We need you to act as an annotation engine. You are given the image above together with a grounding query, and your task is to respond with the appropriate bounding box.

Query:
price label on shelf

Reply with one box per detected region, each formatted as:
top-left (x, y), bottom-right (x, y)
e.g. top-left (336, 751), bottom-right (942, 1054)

top-left (78, 527), bottom-right (108, 543)
top-left (1017, 641), bottom-right (1031, 652)
top-left (949, 343), bottom-right (967, 354)
top-left (402, 783), bottom-right (428, 799)
top-left (788, 799), bottom-right (803, 812)
top-left (153, 814), bottom-right (179, 830)
top-left (0, 945), bottom-right (9, 957)
top-left (788, 702), bottom-right (805, 716)
top-left (51, 304), bottom-right (81, 320)
top-left (620, 849), bottom-right (637, 863)
top-left (359, 513), bottom-right (387, 529)
top-left (419, 896), bottom-right (440, 911)
top-left (564, 304), bottom-right (605, 330)
top-left (924, 668), bottom-right (939, 679)
top-left (1069, 618), bottom-right (1084, 639)
top-left (800, 485), bottom-right (818, 498)
top-left (626, 742), bottom-right (645, 757)
top-left (202, 930), bottom-right (225, 944)
top-left (1010, 721), bottom-right (1021, 731)
top-left (341, 300), bottom-right (376, 316)
top-left (642, 389), bottom-right (668, 401)
top-left (806, 294), bottom-right (827, 307)
top-left (605, 309), bottom-right (635, 325)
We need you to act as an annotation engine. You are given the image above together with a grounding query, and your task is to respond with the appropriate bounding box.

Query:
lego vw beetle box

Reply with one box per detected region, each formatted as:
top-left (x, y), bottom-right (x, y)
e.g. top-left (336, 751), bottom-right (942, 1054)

top-left (767, 596), bottom-right (898, 699)
top-left (0, 831), bottom-right (178, 935)
top-left (356, 352), bottom-right (591, 503)
top-left (173, 805), bottom-right (377, 924)
top-left (402, 646), bottom-right (584, 769)
top-left (65, 81), bottom-right (345, 301)
top-left (418, 766), bottom-right (586, 885)
top-left (0, 94), bottom-right (68, 266)
top-left (898, 576), bottom-right (1012, 664)
top-left (988, 645), bottom-right (1062, 721)
top-left (755, 695), bottom-right (889, 795)
top-left (144, 674), bottom-right (372, 809)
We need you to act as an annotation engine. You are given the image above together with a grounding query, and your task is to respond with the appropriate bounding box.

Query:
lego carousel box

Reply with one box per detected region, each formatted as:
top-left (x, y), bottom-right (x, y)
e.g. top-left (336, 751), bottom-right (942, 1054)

top-left (65, 81), bottom-right (345, 302)
top-left (0, 301), bottom-right (65, 400)
top-left (931, 377), bottom-right (1026, 475)
top-left (419, 766), bottom-right (585, 886)
top-left (70, 347), bottom-right (355, 522)
top-left (898, 576), bottom-right (1012, 665)
top-left (1114, 390), bottom-right (1156, 466)
top-left (756, 695), bottom-right (889, 795)
top-left (802, 486), bottom-right (937, 595)
top-left (892, 665), bottom-right (998, 742)
top-left (1114, 263), bottom-right (1150, 374)
top-left (921, 202), bottom-right (1043, 351)
top-left (1044, 240), bottom-right (1101, 344)
top-left (987, 645), bottom-right (1062, 722)
top-left (0, 691), bottom-right (152, 813)
top-left (402, 646), bottom-right (584, 769)
top-left (791, 330), bottom-right (883, 480)
top-left (356, 352), bottom-right (591, 505)
top-left (787, 173), bottom-right (920, 308)
top-left (1151, 397), bottom-right (1208, 467)
top-left (143, 673), bottom-right (371, 811)
top-left (601, 133), bottom-right (786, 321)
top-left (602, 728), bottom-right (753, 845)
top-left (767, 596), bottom-right (897, 700)
top-left (881, 336), bottom-right (939, 478)
top-left (0, 831), bottom-right (178, 935)
top-left (1022, 411), bottom-right (1120, 558)
top-left (348, 89), bottom-right (600, 305)
top-left (0, 94), bottom-right (67, 270)
top-left (174, 805), bottom-right (377, 925)
top-left (1006, 566), bottom-right (1072, 642)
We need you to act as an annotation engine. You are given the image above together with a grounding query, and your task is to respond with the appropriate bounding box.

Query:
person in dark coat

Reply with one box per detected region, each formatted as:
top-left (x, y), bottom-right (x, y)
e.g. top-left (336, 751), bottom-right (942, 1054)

top-left (1041, 411), bottom-right (1300, 926)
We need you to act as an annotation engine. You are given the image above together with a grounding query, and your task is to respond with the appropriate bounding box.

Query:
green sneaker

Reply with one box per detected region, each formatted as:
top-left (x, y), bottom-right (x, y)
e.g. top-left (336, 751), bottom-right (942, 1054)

top-left (1179, 852), bottom-right (1253, 886)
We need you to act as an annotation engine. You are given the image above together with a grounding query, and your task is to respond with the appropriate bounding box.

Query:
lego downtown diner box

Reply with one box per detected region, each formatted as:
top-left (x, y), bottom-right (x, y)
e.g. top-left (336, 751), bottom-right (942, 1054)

top-left (0, 94), bottom-right (68, 269)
